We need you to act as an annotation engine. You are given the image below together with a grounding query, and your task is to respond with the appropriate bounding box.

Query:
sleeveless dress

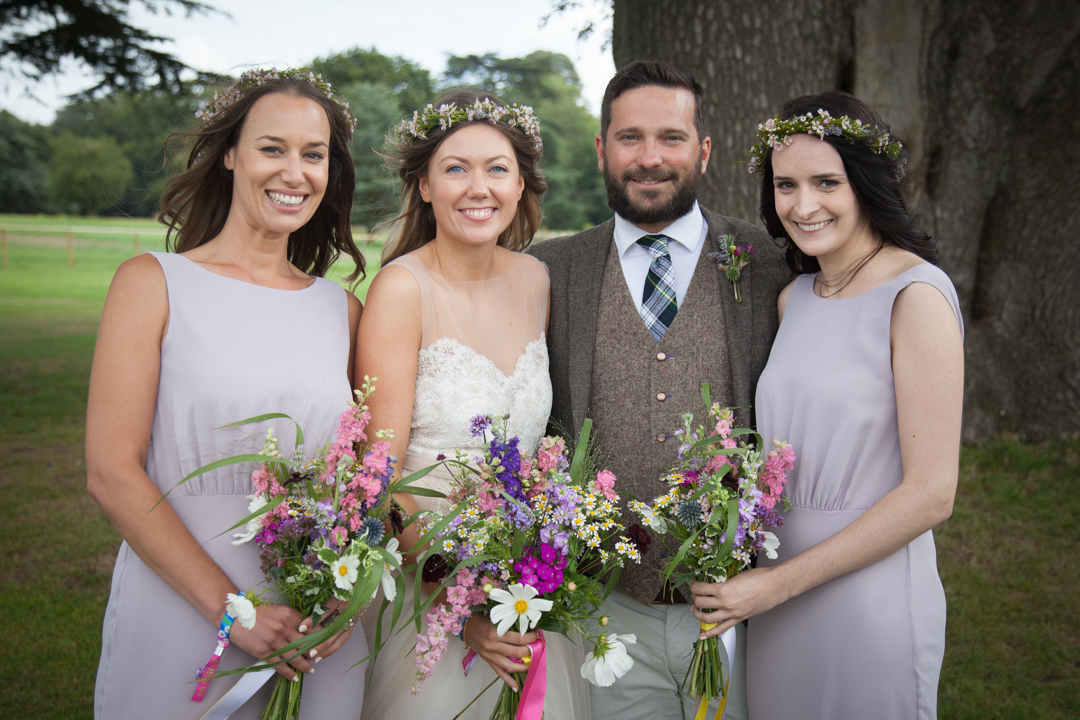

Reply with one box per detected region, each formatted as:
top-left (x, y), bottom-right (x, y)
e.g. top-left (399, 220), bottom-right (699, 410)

top-left (360, 252), bottom-right (592, 720)
top-left (95, 253), bottom-right (368, 719)
top-left (747, 264), bottom-right (964, 719)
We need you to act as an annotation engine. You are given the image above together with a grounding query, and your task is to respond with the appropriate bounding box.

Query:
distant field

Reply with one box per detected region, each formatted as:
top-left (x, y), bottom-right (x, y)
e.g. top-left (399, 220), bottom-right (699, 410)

top-left (1, 215), bottom-right (1076, 718)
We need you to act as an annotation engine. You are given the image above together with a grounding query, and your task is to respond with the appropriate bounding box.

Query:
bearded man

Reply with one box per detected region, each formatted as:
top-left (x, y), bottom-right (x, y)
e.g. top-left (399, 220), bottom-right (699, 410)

top-left (529, 60), bottom-right (790, 720)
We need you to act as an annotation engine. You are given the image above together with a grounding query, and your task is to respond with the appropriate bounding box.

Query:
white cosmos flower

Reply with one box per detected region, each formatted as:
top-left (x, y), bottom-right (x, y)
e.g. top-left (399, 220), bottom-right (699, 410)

top-left (639, 505), bottom-right (668, 533)
top-left (580, 633), bottom-right (636, 687)
top-left (331, 555), bottom-right (360, 592)
top-left (231, 494), bottom-right (268, 545)
top-left (226, 592), bottom-right (257, 630)
top-left (760, 530), bottom-right (780, 560)
top-left (488, 583), bottom-right (553, 636)
top-left (380, 538), bottom-right (402, 602)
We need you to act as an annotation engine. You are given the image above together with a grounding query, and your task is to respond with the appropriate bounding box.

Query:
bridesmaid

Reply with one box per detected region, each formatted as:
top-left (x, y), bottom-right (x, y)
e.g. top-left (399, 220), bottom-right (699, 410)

top-left (87, 69), bottom-right (367, 718)
top-left (689, 91), bottom-right (963, 719)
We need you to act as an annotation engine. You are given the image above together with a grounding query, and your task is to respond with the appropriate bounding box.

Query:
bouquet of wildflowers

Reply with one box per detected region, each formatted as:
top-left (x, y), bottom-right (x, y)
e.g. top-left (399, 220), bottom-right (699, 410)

top-left (630, 385), bottom-right (795, 715)
top-left (179, 379), bottom-right (406, 720)
top-left (411, 415), bottom-right (639, 720)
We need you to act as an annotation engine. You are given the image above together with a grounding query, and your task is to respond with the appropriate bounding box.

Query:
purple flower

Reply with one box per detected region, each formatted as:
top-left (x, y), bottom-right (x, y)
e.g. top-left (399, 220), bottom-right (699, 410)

top-left (469, 415), bottom-right (493, 437)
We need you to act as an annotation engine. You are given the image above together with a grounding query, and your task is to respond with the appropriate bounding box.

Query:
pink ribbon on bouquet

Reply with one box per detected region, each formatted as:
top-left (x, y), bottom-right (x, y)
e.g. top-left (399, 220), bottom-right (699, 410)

top-left (515, 631), bottom-right (547, 720)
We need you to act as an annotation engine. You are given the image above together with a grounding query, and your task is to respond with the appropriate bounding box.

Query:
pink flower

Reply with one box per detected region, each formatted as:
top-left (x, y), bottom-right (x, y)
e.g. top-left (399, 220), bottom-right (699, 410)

top-left (250, 465), bottom-right (270, 494)
top-left (760, 440), bottom-right (795, 498)
top-left (594, 470), bottom-right (617, 501)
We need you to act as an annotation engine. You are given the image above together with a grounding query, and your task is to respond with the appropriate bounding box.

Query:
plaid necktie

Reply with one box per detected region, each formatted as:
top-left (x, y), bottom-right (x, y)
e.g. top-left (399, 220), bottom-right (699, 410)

top-left (636, 234), bottom-right (678, 341)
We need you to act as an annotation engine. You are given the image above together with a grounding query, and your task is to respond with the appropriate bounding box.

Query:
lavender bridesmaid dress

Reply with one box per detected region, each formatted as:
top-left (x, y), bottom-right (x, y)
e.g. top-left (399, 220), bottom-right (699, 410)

top-left (94, 253), bottom-right (367, 719)
top-left (748, 264), bottom-right (963, 720)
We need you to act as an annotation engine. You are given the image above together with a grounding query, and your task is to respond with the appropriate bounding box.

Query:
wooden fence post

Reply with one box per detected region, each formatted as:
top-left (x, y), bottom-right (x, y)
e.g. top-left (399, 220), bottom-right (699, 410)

top-left (1, 228), bottom-right (7, 269)
top-left (67, 230), bottom-right (74, 269)
top-left (134, 232), bottom-right (140, 255)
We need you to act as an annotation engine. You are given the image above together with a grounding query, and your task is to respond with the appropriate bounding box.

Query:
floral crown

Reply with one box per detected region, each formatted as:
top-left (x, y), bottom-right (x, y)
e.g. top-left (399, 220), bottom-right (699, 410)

top-left (393, 98), bottom-right (543, 152)
top-left (747, 109), bottom-right (904, 176)
top-left (195, 67), bottom-right (356, 134)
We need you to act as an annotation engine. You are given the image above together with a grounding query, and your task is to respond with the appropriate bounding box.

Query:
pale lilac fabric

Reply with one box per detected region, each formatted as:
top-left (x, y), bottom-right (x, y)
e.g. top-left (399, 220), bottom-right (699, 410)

top-left (749, 264), bottom-right (963, 720)
top-left (95, 252), bottom-right (366, 719)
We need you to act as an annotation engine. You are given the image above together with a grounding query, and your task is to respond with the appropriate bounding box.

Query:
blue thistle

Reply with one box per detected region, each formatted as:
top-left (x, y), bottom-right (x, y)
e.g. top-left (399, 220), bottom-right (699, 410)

top-left (677, 500), bottom-right (703, 528)
top-left (361, 516), bottom-right (386, 546)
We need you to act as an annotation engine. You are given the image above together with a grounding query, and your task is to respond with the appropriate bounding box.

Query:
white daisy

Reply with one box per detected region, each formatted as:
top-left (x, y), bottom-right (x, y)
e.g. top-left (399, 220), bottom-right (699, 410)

top-left (331, 554), bottom-right (360, 592)
top-left (226, 592), bottom-right (257, 630)
top-left (488, 583), bottom-right (553, 636)
top-left (580, 633), bottom-right (636, 687)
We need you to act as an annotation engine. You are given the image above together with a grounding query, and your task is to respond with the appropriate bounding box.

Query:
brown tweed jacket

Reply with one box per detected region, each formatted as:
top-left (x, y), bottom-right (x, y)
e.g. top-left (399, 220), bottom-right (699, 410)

top-left (529, 207), bottom-right (791, 440)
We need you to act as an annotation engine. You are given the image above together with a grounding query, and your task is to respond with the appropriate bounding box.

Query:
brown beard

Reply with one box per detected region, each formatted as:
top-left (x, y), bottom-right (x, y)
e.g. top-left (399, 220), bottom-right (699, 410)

top-left (603, 149), bottom-right (703, 226)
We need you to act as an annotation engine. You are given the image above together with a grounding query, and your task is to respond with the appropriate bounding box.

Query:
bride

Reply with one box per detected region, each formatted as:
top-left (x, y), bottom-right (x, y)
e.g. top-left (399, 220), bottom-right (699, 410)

top-left (356, 90), bottom-right (592, 719)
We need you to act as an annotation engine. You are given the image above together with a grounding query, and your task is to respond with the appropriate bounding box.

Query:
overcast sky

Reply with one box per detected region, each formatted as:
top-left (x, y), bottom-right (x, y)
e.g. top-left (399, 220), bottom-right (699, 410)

top-left (1, 0), bottom-right (614, 125)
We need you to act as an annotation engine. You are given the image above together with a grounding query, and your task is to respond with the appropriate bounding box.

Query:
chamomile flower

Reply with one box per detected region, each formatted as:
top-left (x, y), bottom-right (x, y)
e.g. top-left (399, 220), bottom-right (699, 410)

top-left (488, 583), bottom-right (553, 636)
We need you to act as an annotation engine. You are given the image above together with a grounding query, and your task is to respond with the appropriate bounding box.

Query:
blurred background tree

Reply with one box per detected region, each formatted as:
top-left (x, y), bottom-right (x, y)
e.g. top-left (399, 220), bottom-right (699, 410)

top-left (49, 131), bottom-right (133, 215)
top-left (0, 110), bottom-right (53, 214)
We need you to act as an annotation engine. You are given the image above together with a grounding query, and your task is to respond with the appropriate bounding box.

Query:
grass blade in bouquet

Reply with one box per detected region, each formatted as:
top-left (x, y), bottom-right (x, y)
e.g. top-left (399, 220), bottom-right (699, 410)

top-left (410, 416), bottom-right (641, 720)
top-left (629, 384), bottom-right (795, 719)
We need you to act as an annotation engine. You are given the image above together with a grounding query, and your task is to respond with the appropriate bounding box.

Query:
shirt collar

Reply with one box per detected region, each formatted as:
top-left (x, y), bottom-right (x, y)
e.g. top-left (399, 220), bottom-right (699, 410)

top-left (614, 201), bottom-right (706, 257)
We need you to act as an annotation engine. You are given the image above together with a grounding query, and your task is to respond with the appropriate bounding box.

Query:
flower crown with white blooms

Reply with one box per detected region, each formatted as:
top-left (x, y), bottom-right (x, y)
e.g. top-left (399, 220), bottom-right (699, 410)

top-left (393, 98), bottom-right (543, 152)
top-left (195, 67), bottom-right (356, 134)
top-left (747, 109), bottom-right (904, 177)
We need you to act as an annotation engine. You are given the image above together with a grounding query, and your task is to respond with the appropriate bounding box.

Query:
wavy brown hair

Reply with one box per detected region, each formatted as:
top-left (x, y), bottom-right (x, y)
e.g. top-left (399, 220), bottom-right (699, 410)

top-left (380, 89), bottom-right (547, 266)
top-left (158, 76), bottom-right (365, 282)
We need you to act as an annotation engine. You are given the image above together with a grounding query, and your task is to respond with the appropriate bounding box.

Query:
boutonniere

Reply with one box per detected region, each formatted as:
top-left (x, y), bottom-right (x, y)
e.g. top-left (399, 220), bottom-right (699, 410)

top-left (707, 234), bottom-right (755, 303)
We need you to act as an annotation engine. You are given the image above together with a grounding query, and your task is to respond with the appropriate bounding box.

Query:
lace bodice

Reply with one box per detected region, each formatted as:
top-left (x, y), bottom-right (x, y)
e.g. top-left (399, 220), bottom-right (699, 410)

top-left (410, 335), bottom-right (552, 457)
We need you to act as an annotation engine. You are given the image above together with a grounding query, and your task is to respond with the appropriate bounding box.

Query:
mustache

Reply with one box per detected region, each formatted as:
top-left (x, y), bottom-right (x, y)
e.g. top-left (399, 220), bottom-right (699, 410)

top-left (621, 169), bottom-right (678, 183)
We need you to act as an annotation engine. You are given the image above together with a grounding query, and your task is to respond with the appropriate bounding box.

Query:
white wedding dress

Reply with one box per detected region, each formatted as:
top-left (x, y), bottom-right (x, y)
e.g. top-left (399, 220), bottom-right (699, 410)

top-left (360, 251), bottom-right (592, 720)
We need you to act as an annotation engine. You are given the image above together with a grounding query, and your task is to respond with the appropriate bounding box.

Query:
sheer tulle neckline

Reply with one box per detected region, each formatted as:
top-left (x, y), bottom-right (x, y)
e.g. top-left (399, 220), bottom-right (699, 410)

top-left (421, 335), bottom-right (546, 380)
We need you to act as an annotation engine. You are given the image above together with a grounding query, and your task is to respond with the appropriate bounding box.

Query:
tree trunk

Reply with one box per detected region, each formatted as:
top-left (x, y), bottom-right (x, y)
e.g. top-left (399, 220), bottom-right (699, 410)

top-left (613, 0), bottom-right (1080, 441)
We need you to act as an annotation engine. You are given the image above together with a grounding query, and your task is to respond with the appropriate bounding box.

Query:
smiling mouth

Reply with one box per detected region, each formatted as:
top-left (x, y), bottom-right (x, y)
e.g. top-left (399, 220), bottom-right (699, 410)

top-left (267, 191), bottom-right (306, 207)
top-left (797, 220), bottom-right (832, 232)
top-left (460, 208), bottom-right (495, 220)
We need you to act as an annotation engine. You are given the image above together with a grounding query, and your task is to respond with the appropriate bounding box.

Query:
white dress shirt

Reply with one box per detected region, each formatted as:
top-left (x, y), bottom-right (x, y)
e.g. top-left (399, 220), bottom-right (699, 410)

top-left (613, 202), bottom-right (708, 310)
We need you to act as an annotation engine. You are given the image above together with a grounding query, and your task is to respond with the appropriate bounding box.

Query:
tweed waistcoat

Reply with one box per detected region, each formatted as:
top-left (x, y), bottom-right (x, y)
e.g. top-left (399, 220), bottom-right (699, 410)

top-left (590, 239), bottom-right (734, 605)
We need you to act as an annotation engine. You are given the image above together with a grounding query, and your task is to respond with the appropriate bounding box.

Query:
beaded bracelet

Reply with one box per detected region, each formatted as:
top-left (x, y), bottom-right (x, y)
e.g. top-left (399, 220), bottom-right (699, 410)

top-left (191, 592), bottom-right (243, 702)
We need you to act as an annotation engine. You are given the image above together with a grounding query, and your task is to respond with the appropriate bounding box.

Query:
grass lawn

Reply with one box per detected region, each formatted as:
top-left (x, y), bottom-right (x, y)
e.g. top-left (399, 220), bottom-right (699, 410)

top-left (1, 218), bottom-right (1077, 718)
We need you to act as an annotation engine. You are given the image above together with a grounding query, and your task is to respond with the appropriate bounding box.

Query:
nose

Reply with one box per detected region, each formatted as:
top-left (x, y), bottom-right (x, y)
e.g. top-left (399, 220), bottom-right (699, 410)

top-left (466, 170), bottom-right (490, 198)
top-left (793, 187), bottom-right (819, 219)
top-left (635, 138), bottom-right (663, 169)
top-left (280, 151), bottom-right (304, 186)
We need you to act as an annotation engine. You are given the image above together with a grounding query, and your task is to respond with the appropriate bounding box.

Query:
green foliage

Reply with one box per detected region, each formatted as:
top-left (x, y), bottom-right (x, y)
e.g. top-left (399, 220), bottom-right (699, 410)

top-left (337, 83), bottom-right (403, 229)
top-left (444, 51), bottom-right (608, 230)
top-left (48, 132), bottom-right (134, 216)
top-left (52, 88), bottom-right (200, 216)
top-left (0, 0), bottom-right (219, 98)
top-left (310, 47), bottom-right (434, 115)
top-left (0, 111), bottom-right (53, 214)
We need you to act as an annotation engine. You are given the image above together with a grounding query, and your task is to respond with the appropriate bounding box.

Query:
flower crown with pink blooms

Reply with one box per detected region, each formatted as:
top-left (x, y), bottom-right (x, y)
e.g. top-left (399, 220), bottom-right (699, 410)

top-left (393, 98), bottom-right (543, 152)
top-left (747, 109), bottom-right (904, 177)
top-left (195, 67), bottom-right (356, 134)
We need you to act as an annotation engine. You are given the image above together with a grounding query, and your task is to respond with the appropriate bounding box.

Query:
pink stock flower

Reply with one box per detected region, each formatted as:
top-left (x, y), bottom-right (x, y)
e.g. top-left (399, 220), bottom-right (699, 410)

top-left (251, 465), bottom-right (270, 494)
top-left (760, 440), bottom-right (796, 499)
top-left (594, 470), bottom-right (617, 501)
top-left (536, 437), bottom-right (566, 473)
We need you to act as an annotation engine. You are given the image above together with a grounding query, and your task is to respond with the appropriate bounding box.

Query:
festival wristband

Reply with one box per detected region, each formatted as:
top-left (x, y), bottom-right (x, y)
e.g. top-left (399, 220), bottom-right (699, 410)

top-left (191, 592), bottom-right (243, 702)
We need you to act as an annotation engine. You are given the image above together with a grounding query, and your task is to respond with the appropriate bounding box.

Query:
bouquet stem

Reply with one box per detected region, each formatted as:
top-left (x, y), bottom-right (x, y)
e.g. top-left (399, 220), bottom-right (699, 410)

top-left (683, 623), bottom-right (724, 702)
top-left (262, 673), bottom-right (303, 720)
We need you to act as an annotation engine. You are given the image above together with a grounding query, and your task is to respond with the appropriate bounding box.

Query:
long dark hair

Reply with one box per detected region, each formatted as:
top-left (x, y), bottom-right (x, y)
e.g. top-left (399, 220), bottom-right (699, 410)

top-left (379, 89), bottom-right (547, 265)
top-left (158, 76), bottom-right (365, 283)
top-left (758, 90), bottom-right (936, 274)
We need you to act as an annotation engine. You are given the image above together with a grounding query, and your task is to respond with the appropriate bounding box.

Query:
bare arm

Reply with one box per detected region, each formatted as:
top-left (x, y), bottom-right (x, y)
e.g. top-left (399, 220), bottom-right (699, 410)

top-left (345, 290), bottom-right (363, 387)
top-left (86, 255), bottom-right (316, 678)
top-left (692, 281), bottom-right (964, 635)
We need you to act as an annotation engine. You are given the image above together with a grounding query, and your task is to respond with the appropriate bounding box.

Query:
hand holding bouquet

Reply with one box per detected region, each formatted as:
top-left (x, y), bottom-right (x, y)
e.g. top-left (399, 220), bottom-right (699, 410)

top-left (412, 416), bottom-right (640, 720)
top-left (630, 385), bottom-right (795, 718)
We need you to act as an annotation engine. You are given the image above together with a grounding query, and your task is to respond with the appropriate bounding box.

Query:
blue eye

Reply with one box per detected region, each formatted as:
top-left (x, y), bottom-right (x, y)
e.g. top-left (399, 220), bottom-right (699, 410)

top-left (446, 165), bottom-right (465, 174)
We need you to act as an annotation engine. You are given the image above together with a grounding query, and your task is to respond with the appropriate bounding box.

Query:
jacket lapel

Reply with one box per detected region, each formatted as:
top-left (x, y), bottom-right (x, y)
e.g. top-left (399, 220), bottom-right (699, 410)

top-left (567, 220), bottom-right (614, 432)
top-left (705, 211), bottom-right (756, 421)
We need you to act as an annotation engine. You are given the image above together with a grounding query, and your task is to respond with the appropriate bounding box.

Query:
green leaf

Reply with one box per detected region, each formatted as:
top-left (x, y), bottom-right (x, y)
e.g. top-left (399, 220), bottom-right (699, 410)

top-left (701, 382), bottom-right (713, 410)
top-left (217, 411), bottom-right (304, 450)
top-left (568, 418), bottom-right (593, 480)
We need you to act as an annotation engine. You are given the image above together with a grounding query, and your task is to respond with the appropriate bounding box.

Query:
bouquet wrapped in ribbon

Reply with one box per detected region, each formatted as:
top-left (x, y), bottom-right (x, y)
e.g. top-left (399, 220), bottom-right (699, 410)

top-left (411, 415), bottom-right (640, 720)
top-left (178, 379), bottom-right (407, 720)
top-left (630, 385), bottom-right (795, 720)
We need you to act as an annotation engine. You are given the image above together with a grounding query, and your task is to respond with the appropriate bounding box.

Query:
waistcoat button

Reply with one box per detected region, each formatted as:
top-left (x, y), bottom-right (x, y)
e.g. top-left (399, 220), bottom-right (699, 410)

top-left (656, 392), bottom-right (667, 402)
top-left (656, 352), bottom-right (667, 361)
top-left (656, 433), bottom-right (666, 443)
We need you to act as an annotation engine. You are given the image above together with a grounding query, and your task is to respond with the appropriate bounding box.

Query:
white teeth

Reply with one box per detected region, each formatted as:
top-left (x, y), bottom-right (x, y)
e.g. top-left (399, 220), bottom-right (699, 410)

top-left (268, 191), bottom-right (304, 206)
top-left (461, 208), bottom-right (494, 219)
top-left (797, 220), bottom-right (830, 231)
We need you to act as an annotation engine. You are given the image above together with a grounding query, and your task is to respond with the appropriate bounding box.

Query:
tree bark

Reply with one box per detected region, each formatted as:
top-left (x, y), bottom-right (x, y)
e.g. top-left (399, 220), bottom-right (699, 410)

top-left (613, 0), bottom-right (1080, 441)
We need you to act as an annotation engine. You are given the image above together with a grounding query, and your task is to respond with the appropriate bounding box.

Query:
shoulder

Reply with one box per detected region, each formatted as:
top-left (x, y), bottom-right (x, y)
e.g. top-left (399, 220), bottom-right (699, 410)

top-left (109, 253), bottom-right (168, 298)
top-left (527, 220), bottom-right (615, 263)
top-left (365, 262), bottom-right (422, 307)
top-left (509, 250), bottom-right (549, 283)
top-left (893, 263), bottom-right (963, 332)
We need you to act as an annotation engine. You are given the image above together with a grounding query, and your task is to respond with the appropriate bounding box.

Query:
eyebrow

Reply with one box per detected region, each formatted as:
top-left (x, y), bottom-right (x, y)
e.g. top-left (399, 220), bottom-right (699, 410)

top-left (773, 172), bottom-right (845, 181)
top-left (614, 126), bottom-right (690, 137)
top-left (440, 155), bottom-right (513, 164)
top-left (255, 135), bottom-right (328, 148)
